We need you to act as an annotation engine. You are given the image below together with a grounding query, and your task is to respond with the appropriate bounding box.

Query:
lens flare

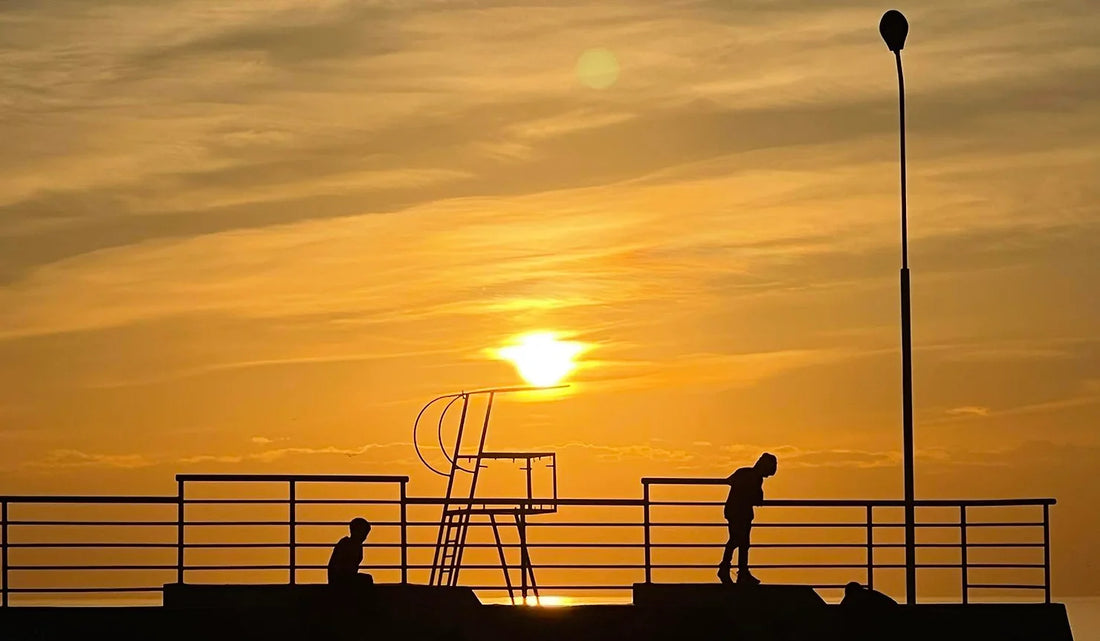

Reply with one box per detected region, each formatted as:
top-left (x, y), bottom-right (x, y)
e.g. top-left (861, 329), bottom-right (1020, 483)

top-left (575, 48), bottom-right (619, 89)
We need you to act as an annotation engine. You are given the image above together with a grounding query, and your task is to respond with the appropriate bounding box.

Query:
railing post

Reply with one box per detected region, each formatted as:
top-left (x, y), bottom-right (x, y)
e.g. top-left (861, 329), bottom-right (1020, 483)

top-left (289, 480), bottom-right (297, 585)
top-left (642, 482), bottom-right (652, 584)
top-left (176, 479), bottom-right (185, 585)
top-left (959, 505), bottom-right (968, 604)
top-left (400, 480), bottom-right (408, 584)
top-left (2, 499), bottom-right (8, 607)
top-left (1042, 503), bottom-right (1051, 604)
top-left (866, 505), bottom-right (874, 589)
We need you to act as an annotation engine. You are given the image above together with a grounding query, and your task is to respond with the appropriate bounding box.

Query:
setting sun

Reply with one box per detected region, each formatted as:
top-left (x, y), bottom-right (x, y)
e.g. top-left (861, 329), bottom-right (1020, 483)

top-left (496, 332), bottom-right (584, 387)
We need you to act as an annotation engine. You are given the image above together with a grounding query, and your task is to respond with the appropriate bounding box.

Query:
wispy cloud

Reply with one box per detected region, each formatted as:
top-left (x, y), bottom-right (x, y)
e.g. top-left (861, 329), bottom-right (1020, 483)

top-left (27, 449), bottom-right (155, 469)
top-left (945, 406), bottom-right (991, 417)
top-left (179, 442), bottom-right (411, 465)
top-left (19, 441), bottom-right (413, 470)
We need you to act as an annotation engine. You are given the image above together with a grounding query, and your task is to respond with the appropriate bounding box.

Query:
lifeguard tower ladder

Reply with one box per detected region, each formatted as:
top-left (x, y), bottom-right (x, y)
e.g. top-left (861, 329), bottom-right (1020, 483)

top-left (413, 386), bottom-right (560, 604)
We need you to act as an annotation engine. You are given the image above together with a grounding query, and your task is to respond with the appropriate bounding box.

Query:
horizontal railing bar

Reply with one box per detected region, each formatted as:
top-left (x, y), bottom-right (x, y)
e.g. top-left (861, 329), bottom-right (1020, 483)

top-left (3, 521), bottom-right (1049, 529)
top-left (292, 499), bottom-right (402, 505)
top-left (7, 543), bottom-right (179, 548)
top-left (654, 522), bottom-right (1038, 529)
top-left (6, 521), bottom-right (176, 526)
top-left (644, 499), bottom-right (1056, 511)
top-left (184, 564), bottom-right (389, 570)
top-left (403, 498), bottom-right (643, 507)
top-left (166, 564), bottom-right (643, 572)
top-left (182, 499), bottom-right (292, 505)
top-left (638, 485), bottom-right (1057, 507)
top-left (0, 542), bottom-right (1046, 553)
top-left (649, 522), bottom-right (870, 528)
top-left (1, 494), bottom-right (1055, 508)
top-left (177, 563), bottom-right (631, 571)
top-left (180, 498), bottom-right (400, 505)
top-left (0, 496), bottom-right (177, 504)
top-left (434, 521), bottom-right (1038, 530)
top-left (129, 562), bottom-right (1003, 571)
top-left (965, 522), bottom-right (1044, 528)
top-left (6, 587), bottom-right (164, 593)
top-left (404, 496), bottom-right (1053, 508)
top-left (301, 521), bottom-right (1007, 532)
top-left (180, 520), bottom-right (434, 527)
top-left (455, 452), bottom-right (557, 459)
top-left (965, 584), bottom-right (1047, 590)
top-left (280, 542), bottom-right (904, 550)
top-left (308, 563), bottom-right (896, 571)
top-left (176, 474), bottom-right (409, 483)
top-left (181, 521), bottom-right (292, 526)
top-left (178, 565), bottom-right (296, 571)
top-left (959, 543), bottom-right (1045, 548)
top-left (535, 563), bottom-right (897, 570)
top-left (172, 519), bottom-right (1050, 529)
top-left (8, 565), bottom-right (179, 571)
top-left (159, 540), bottom-right (1041, 550)
top-left (180, 543), bottom-right (289, 549)
top-left (13, 518), bottom-right (1039, 528)
top-left (652, 542), bottom-right (895, 549)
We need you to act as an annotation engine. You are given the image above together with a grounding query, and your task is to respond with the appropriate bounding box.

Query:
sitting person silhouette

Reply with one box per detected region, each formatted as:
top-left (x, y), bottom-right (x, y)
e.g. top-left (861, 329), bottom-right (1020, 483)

top-left (327, 517), bottom-right (374, 586)
top-left (717, 452), bottom-right (777, 585)
top-left (840, 581), bottom-right (898, 608)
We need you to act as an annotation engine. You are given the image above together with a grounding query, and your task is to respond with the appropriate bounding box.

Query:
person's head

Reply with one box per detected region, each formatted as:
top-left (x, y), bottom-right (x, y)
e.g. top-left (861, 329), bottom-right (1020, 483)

top-left (754, 452), bottom-right (778, 477)
top-left (349, 517), bottom-right (371, 542)
top-left (845, 581), bottom-right (865, 598)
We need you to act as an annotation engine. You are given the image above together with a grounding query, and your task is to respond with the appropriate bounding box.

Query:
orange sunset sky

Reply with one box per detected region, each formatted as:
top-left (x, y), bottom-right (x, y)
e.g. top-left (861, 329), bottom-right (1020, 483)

top-left (0, 0), bottom-right (1097, 596)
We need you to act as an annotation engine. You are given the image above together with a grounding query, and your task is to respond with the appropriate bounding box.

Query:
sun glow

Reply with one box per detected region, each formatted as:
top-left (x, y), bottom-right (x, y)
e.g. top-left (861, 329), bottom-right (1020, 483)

top-left (496, 332), bottom-right (584, 387)
top-left (522, 595), bottom-right (572, 606)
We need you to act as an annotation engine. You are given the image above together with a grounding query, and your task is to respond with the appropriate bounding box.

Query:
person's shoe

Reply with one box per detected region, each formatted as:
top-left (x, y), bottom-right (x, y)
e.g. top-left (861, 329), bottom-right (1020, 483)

top-left (736, 571), bottom-right (761, 585)
top-left (717, 569), bottom-right (734, 585)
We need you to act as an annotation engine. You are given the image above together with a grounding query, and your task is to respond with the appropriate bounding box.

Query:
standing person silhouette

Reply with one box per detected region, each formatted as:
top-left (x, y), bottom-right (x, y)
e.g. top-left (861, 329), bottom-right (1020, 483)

top-left (327, 517), bottom-right (374, 586)
top-left (717, 453), bottom-right (777, 585)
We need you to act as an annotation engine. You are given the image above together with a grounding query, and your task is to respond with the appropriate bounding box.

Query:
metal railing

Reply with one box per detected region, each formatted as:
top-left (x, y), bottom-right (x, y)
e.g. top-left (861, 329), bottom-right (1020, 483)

top-left (0, 474), bottom-right (1055, 606)
top-left (176, 474), bottom-right (409, 587)
top-left (641, 478), bottom-right (1055, 604)
top-left (0, 495), bottom-right (178, 605)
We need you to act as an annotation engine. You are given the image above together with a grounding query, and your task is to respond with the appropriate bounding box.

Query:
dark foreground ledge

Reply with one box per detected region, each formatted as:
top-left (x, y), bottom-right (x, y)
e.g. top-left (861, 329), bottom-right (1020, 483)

top-left (0, 583), bottom-right (1074, 641)
top-left (163, 582), bottom-right (481, 611)
top-left (631, 583), bottom-right (1072, 640)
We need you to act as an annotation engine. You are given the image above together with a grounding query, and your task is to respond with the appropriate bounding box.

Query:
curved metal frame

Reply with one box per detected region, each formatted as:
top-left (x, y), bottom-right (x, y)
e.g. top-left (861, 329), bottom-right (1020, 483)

top-left (412, 385), bottom-right (567, 477)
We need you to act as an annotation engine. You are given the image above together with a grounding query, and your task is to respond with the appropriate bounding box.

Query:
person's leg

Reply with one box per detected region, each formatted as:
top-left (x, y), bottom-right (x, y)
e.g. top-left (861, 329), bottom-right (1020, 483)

top-left (720, 520), bottom-right (737, 567)
top-left (356, 572), bottom-right (374, 585)
top-left (718, 520), bottom-right (738, 583)
top-left (736, 522), bottom-right (759, 583)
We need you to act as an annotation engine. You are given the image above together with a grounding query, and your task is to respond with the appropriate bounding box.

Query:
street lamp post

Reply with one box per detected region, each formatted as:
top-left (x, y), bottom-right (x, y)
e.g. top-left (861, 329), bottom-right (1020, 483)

top-left (879, 9), bottom-right (916, 606)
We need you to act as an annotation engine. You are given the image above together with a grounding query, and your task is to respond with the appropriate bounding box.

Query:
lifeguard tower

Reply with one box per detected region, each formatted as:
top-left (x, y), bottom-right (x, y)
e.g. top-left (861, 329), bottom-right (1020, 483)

top-left (413, 385), bottom-right (561, 604)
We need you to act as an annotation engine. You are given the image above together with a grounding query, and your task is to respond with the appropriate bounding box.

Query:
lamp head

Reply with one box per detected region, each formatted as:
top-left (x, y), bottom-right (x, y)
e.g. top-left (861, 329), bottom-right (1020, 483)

top-left (879, 10), bottom-right (908, 52)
